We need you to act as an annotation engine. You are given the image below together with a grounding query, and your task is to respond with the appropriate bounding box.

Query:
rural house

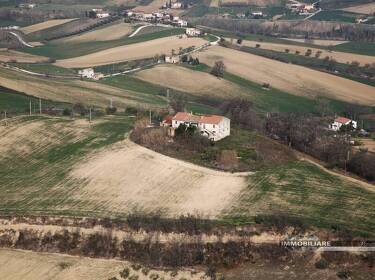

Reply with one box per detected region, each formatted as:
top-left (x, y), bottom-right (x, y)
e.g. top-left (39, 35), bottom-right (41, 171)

top-left (329, 117), bottom-right (357, 131)
top-left (171, 112), bottom-right (230, 141)
top-left (78, 68), bottom-right (104, 80)
top-left (165, 55), bottom-right (180, 63)
top-left (185, 28), bottom-right (201, 37)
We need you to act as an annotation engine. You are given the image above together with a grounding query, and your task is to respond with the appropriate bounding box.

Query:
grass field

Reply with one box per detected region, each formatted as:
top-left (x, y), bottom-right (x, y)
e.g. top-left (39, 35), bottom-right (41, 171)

top-left (333, 41), bottom-right (375, 56)
top-left (0, 86), bottom-right (68, 113)
top-left (11, 63), bottom-right (76, 75)
top-left (310, 10), bottom-right (363, 23)
top-left (0, 66), bottom-right (166, 110)
top-left (55, 35), bottom-right (206, 67)
top-left (225, 161), bottom-right (375, 237)
top-left (26, 28), bottom-right (186, 60)
top-left (0, 50), bottom-right (49, 63)
top-left (0, 116), bottom-right (246, 217)
top-left (195, 46), bottom-right (375, 106)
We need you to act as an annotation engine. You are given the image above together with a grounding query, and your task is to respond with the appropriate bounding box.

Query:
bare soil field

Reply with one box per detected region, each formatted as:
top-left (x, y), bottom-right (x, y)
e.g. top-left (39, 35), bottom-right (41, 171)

top-left (59, 22), bottom-right (133, 43)
top-left (134, 64), bottom-right (246, 99)
top-left (0, 66), bottom-right (165, 109)
top-left (236, 39), bottom-right (375, 65)
top-left (342, 3), bottom-right (375, 14)
top-left (0, 249), bottom-right (206, 280)
top-left (21, 19), bottom-right (77, 34)
top-left (69, 139), bottom-right (247, 217)
top-left (134, 0), bottom-right (184, 15)
top-left (55, 36), bottom-right (207, 68)
top-left (0, 50), bottom-right (49, 63)
top-left (282, 38), bottom-right (348, 46)
top-left (195, 46), bottom-right (375, 106)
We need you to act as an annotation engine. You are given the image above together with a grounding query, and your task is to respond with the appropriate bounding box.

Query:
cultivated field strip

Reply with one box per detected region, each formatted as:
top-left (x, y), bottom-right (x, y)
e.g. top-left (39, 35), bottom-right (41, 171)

top-left (55, 36), bottom-right (207, 68)
top-left (134, 64), bottom-right (247, 99)
top-left (0, 67), bottom-right (166, 110)
top-left (0, 50), bottom-right (49, 63)
top-left (0, 249), bottom-right (207, 280)
top-left (21, 19), bottom-right (77, 34)
top-left (196, 46), bottom-right (375, 105)
top-left (236, 39), bottom-right (375, 66)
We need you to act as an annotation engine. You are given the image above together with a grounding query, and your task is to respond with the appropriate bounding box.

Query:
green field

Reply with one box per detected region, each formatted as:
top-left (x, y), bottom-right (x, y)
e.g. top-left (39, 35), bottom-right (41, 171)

top-left (0, 86), bottom-right (68, 113)
top-left (12, 63), bottom-right (77, 75)
top-left (0, 116), bottom-right (133, 217)
top-left (224, 161), bottom-right (375, 237)
top-left (311, 10), bottom-right (363, 23)
top-left (25, 28), bottom-right (186, 59)
top-left (99, 74), bottom-right (220, 114)
top-left (333, 41), bottom-right (375, 56)
top-left (183, 63), bottom-right (366, 114)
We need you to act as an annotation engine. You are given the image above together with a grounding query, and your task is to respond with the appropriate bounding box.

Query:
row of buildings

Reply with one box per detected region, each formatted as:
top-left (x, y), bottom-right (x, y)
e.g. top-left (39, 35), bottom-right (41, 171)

top-left (125, 10), bottom-right (188, 27)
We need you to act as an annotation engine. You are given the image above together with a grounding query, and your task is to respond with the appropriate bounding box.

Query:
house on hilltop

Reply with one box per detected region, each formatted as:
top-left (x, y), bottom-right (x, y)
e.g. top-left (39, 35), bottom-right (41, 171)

top-left (329, 117), bottom-right (357, 131)
top-left (171, 112), bottom-right (230, 141)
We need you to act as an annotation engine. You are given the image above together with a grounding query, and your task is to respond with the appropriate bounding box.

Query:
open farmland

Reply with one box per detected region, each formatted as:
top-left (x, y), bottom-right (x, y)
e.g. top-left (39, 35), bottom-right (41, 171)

top-left (134, 64), bottom-right (247, 99)
top-left (220, 0), bottom-right (281, 5)
top-left (0, 67), bottom-right (166, 109)
top-left (342, 3), bottom-right (375, 14)
top-left (21, 19), bottom-right (77, 34)
top-left (55, 36), bottom-right (207, 68)
top-left (282, 38), bottom-right (348, 46)
top-left (0, 249), bottom-right (206, 280)
top-left (0, 50), bottom-right (49, 63)
top-left (235, 39), bottom-right (375, 66)
top-left (0, 116), bottom-right (246, 217)
top-left (59, 22), bottom-right (133, 43)
top-left (195, 46), bottom-right (375, 106)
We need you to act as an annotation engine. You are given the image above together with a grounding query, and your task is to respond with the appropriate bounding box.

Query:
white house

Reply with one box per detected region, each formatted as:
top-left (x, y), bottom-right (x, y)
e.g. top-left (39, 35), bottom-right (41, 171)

top-left (78, 68), bottom-right (104, 80)
top-left (171, 2), bottom-right (182, 9)
top-left (92, 8), bottom-right (110, 18)
top-left (185, 28), bottom-right (201, 36)
top-left (252, 11), bottom-right (263, 17)
top-left (172, 112), bottom-right (230, 141)
top-left (165, 55), bottom-right (180, 63)
top-left (329, 117), bottom-right (357, 131)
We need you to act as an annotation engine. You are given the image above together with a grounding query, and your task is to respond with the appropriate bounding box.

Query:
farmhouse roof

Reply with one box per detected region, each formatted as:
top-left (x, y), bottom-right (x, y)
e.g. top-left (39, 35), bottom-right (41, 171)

top-left (173, 112), bottom-right (224, 124)
top-left (162, 115), bottom-right (173, 125)
top-left (335, 117), bottom-right (352, 124)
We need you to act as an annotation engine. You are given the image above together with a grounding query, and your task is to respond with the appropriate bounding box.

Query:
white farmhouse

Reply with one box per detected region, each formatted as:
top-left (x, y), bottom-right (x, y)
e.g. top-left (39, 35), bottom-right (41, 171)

top-left (78, 68), bottom-right (95, 79)
top-left (185, 28), bottom-right (201, 36)
top-left (172, 112), bottom-right (230, 141)
top-left (171, 2), bottom-right (182, 9)
top-left (165, 55), bottom-right (180, 63)
top-left (329, 117), bottom-right (357, 131)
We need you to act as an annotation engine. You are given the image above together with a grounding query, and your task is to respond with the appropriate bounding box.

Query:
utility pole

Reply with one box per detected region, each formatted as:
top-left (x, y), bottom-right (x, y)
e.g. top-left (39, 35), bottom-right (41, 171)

top-left (39, 98), bottom-right (42, 114)
top-left (89, 107), bottom-right (92, 123)
top-left (149, 109), bottom-right (152, 125)
top-left (29, 100), bottom-right (32, 116)
top-left (4, 111), bottom-right (7, 126)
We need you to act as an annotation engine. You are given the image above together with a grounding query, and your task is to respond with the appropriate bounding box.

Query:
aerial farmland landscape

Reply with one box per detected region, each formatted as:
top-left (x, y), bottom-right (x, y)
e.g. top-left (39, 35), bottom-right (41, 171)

top-left (0, 0), bottom-right (374, 279)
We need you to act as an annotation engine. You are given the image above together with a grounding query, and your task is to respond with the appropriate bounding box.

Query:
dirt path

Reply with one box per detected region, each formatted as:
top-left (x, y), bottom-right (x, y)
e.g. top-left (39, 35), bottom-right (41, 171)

top-left (21, 19), bottom-right (77, 34)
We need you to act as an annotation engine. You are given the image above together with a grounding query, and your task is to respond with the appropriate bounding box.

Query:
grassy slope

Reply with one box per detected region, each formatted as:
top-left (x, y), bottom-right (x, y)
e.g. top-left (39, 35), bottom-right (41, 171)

top-left (0, 115), bottom-right (133, 217)
top-left (224, 161), bottom-right (375, 237)
top-left (24, 28), bottom-right (185, 59)
top-left (11, 63), bottom-right (76, 75)
top-left (311, 10), bottom-right (363, 23)
top-left (185, 63), bottom-right (360, 114)
top-left (333, 41), bottom-right (375, 56)
top-left (0, 86), bottom-right (68, 113)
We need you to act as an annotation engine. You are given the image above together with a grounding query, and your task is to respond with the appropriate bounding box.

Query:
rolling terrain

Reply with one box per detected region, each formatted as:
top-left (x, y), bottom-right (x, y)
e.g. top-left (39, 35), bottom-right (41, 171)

top-left (21, 19), bottom-right (77, 34)
top-left (55, 36), bottom-right (207, 67)
top-left (195, 46), bottom-right (375, 106)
